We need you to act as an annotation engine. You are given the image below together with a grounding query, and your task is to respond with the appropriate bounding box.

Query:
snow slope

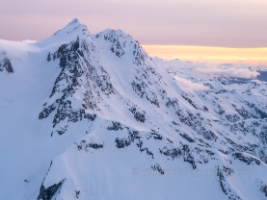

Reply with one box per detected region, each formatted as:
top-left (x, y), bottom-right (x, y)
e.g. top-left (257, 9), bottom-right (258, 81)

top-left (1, 18), bottom-right (267, 200)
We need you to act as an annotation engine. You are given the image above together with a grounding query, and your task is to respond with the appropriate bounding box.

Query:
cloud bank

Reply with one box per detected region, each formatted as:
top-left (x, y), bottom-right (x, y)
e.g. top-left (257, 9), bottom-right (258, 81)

top-left (0, 39), bottom-right (38, 59)
top-left (195, 67), bottom-right (259, 79)
top-left (174, 76), bottom-right (209, 91)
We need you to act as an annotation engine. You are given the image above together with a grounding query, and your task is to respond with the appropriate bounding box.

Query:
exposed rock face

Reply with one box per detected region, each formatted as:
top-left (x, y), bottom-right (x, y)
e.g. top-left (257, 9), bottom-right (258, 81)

top-left (39, 36), bottom-right (113, 129)
top-left (0, 53), bottom-right (14, 73)
top-left (37, 180), bottom-right (64, 200)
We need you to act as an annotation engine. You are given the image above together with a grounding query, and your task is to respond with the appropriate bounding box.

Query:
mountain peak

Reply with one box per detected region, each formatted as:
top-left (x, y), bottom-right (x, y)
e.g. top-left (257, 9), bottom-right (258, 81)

top-left (95, 28), bottom-right (132, 40)
top-left (66, 18), bottom-right (81, 26)
top-left (37, 18), bottom-right (90, 47)
top-left (1, 18), bottom-right (267, 200)
top-left (55, 18), bottom-right (89, 36)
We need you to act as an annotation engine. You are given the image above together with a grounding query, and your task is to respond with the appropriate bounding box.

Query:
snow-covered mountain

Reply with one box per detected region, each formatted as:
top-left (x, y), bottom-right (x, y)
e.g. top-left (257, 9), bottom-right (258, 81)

top-left (1, 18), bottom-right (267, 200)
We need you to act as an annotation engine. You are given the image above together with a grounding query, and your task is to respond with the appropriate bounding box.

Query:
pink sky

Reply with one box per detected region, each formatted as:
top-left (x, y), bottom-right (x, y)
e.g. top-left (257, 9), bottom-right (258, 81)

top-left (0, 0), bottom-right (267, 48)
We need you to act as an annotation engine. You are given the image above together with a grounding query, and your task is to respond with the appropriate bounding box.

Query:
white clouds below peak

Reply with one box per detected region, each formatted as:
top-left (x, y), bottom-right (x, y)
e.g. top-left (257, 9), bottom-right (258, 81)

top-left (0, 39), bottom-right (38, 59)
top-left (174, 76), bottom-right (209, 91)
top-left (195, 67), bottom-right (259, 79)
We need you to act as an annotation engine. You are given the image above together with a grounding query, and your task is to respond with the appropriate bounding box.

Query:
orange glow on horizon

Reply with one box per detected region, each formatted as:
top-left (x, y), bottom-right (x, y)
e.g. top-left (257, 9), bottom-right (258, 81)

top-left (142, 45), bottom-right (267, 66)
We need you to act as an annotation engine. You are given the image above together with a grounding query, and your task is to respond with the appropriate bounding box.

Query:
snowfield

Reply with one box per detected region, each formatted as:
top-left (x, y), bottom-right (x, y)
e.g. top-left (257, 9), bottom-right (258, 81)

top-left (0, 18), bottom-right (267, 200)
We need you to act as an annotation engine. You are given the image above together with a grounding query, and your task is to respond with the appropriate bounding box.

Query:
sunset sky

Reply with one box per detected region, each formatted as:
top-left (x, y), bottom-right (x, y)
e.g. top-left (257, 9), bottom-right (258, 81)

top-left (143, 46), bottom-right (267, 65)
top-left (1, 0), bottom-right (266, 64)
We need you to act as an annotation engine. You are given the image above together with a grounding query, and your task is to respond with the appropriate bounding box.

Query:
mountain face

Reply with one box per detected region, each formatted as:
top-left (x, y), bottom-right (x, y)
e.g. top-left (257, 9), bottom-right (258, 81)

top-left (0, 19), bottom-right (267, 200)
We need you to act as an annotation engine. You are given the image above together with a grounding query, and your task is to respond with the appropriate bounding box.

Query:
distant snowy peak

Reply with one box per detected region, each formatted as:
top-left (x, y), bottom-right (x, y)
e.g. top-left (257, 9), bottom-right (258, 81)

top-left (95, 28), bottom-right (132, 41)
top-left (54, 18), bottom-right (90, 37)
top-left (37, 18), bottom-right (90, 48)
top-left (36, 18), bottom-right (148, 65)
top-left (66, 18), bottom-right (81, 26)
